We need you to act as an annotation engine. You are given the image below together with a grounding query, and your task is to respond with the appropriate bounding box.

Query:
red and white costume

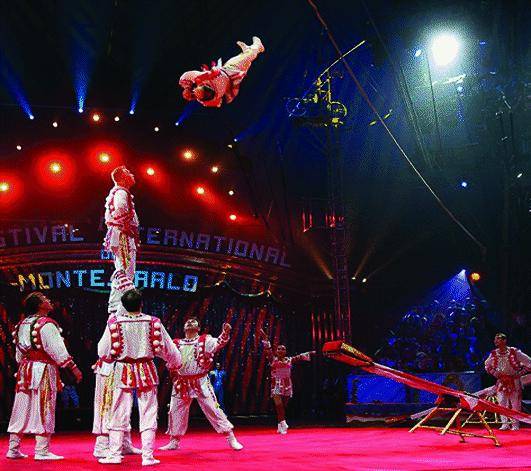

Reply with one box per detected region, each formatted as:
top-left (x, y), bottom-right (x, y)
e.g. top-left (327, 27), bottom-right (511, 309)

top-left (179, 37), bottom-right (264, 108)
top-left (262, 341), bottom-right (311, 397)
top-left (485, 347), bottom-right (531, 429)
top-left (165, 331), bottom-right (232, 438)
top-left (103, 184), bottom-right (140, 313)
top-left (97, 311), bottom-right (181, 464)
top-left (7, 315), bottom-right (77, 457)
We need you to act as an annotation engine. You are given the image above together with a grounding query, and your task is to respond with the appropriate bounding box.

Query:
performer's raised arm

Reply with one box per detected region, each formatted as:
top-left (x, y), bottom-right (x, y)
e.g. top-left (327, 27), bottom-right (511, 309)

top-left (290, 350), bottom-right (316, 363)
top-left (205, 323), bottom-right (231, 354)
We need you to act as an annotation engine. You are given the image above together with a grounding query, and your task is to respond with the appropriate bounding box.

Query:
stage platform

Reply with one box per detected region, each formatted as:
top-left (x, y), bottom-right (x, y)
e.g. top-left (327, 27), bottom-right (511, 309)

top-left (1, 425), bottom-right (530, 470)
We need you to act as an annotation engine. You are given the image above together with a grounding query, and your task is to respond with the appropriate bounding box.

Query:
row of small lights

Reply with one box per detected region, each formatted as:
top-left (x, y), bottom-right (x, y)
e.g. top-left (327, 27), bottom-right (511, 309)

top-left (2, 113), bottom-right (241, 221)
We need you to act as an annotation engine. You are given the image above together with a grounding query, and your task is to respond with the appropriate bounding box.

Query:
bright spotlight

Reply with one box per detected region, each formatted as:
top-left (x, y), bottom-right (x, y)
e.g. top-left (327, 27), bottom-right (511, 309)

top-left (52, 121), bottom-right (58, 128)
top-left (228, 190), bottom-right (235, 196)
top-left (154, 126), bottom-right (160, 132)
top-left (129, 109), bottom-right (135, 115)
top-left (183, 150), bottom-right (194, 160)
top-left (146, 167), bottom-right (155, 176)
top-left (470, 272), bottom-right (481, 282)
top-left (431, 34), bottom-right (460, 66)
top-left (99, 153), bottom-right (110, 163)
top-left (460, 181), bottom-right (468, 188)
top-left (78, 107), bottom-right (84, 113)
top-left (229, 214), bottom-right (237, 221)
top-left (50, 162), bottom-right (62, 174)
top-left (29, 115), bottom-right (35, 120)
top-left (362, 278), bottom-right (367, 283)
top-left (414, 49), bottom-right (422, 57)
top-left (114, 116), bottom-right (120, 122)
top-left (92, 113), bottom-right (101, 122)
top-left (196, 186), bottom-right (205, 195)
top-left (0, 182), bottom-right (10, 192)
top-left (516, 172), bottom-right (523, 179)
top-left (211, 166), bottom-right (219, 173)
top-left (16, 145), bottom-right (22, 151)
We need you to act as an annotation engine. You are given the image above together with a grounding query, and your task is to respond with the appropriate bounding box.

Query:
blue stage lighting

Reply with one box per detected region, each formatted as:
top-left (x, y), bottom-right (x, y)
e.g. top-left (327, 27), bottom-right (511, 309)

top-left (78, 107), bottom-right (84, 113)
top-left (29, 114), bottom-right (35, 120)
top-left (456, 85), bottom-right (463, 93)
top-left (0, 53), bottom-right (34, 119)
top-left (460, 181), bottom-right (468, 188)
top-left (129, 109), bottom-right (135, 115)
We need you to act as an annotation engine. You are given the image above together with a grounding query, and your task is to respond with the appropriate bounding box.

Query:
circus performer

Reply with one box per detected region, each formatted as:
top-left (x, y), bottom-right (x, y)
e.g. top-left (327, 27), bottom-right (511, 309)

top-left (259, 329), bottom-right (315, 434)
top-left (159, 317), bottom-right (243, 451)
top-left (97, 289), bottom-right (181, 466)
top-left (179, 36), bottom-right (264, 108)
top-left (485, 333), bottom-right (531, 430)
top-left (103, 166), bottom-right (140, 314)
top-left (6, 292), bottom-right (83, 460)
top-left (92, 276), bottom-right (142, 458)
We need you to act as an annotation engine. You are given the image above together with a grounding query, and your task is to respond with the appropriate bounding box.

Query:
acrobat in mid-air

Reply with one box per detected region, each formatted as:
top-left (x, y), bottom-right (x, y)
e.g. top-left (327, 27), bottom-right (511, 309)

top-left (179, 36), bottom-right (264, 108)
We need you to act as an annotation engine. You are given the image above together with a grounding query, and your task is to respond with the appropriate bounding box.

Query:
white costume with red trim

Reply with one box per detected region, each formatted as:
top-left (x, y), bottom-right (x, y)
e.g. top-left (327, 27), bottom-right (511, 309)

top-left (103, 184), bottom-right (140, 313)
top-left (179, 37), bottom-right (264, 108)
top-left (165, 331), bottom-right (233, 438)
top-left (97, 311), bottom-right (181, 464)
top-left (485, 347), bottom-right (531, 428)
top-left (7, 315), bottom-right (77, 458)
top-left (262, 340), bottom-right (311, 397)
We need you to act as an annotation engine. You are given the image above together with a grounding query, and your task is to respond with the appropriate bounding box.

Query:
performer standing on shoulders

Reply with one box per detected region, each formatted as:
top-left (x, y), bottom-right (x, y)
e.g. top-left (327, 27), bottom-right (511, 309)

top-left (179, 36), bottom-right (264, 108)
top-left (97, 289), bottom-right (181, 466)
top-left (259, 328), bottom-right (315, 434)
top-left (485, 333), bottom-right (531, 431)
top-left (103, 166), bottom-right (140, 314)
top-left (6, 292), bottom-right (82, 460)
top-left (159, 317), bottom-right (243, 451)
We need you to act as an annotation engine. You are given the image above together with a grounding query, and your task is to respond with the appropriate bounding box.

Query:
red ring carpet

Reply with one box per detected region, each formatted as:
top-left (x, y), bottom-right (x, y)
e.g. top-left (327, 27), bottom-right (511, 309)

top-left (1, 426), bottom-right (530, 470)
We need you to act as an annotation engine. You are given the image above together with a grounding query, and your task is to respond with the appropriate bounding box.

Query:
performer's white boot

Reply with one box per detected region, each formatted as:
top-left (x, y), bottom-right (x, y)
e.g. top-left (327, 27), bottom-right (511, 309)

top-left (93, 434), bottom-right (109, 458)
top-left (158, 436), bottom-right (179, 451)
top-left (123, 431), bottom-right (142, 455)
top-left (34, 434), bottom-right (63, 461)
top-left (6, 434), bottom-right (27, 459)
top-left (98, 430), bottom-right (123, 464)
top-left (226, 431), bottom-right (243, 450)
top-left (278, 420), bottom-right (288, 434)
top-left (141, 429), bottom-right (160, 466)
top-left (252, 36), bottom-right (265, 53)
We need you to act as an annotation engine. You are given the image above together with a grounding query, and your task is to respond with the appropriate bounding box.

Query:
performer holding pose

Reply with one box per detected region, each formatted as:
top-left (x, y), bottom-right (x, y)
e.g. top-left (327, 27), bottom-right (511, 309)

top-left (159, 317), bottom-right (243, 451)
top-left (485, 333), bottom-right (531, 430)
top-left (103, 166), bottom-right (140, 314)
top-left (259, 329), bottom-right (315, 434)
top-left (97, 289), bottom-right (181, 466)
top-left (6, 292), bottom-right (82, 460)
top-left (179, 36), bottom-right (264, 108)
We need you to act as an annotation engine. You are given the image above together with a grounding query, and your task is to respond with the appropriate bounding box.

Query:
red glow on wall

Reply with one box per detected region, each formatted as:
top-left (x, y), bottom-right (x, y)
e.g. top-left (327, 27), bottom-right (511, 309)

top-left (35, 151), bottom-right (76, 190)
top-left (0, 171), bottom-right (23, 209)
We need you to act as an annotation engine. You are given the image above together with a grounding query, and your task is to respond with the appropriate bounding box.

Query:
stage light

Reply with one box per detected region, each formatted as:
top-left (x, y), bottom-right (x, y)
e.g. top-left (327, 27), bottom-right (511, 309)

top-left (175, 121), bottom-right (180, 126)
top-left (460, 181), bottom-right (468, 188)
top-left (92, 113), bottom-right (101, 122)
top-left (456, 85), bottom-right (464, 93)
top-left (228, 190), bottom-right (235, 196)
top-left (227, 144), bottom-right (233, 149)
top-left (16, 145), bottom-right (22, 151)
top-left (99, 153), bottom-right (110, 163)
top-left (52, 121), bottom-right (58, 128)
top-left (229, 214), bottom-right (237, 221)
top-left (414, 49), bottom-right (422, 57)
top-left (211, 166), bottom-right (219, 173)
top-left (114, 116), bottom-right (120, 122)
top-left (78, 107), bottom-right (84, 113)
top-left (233, 137), bottom-right (238, 142)
top-left (196, 186), bottom-right (205, 195)
top-left (516, 172), bottom-right (523, 179)
top-left (146, 167), bottom-right (155, 176)
top-left (362, 278), bottom-right (367, 283)
top-left (183, 150), bottom-right (194, 160)
top-left (470, 272), bottom-right (481, 282)
top-left (154, 126), bottom-right (160, 132)
top-left (351, 276), bottom-right (356, 280)
top-left (50, 162), bottom-right (62, 174)
top-left (29, 114), bottom-right (35, 120)
top-left (129, 109), bottom-right (135, 115)
top-left (431, 34), bottom-right (460, 66)
top-left (0, 182), bottom-right (10, 192)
